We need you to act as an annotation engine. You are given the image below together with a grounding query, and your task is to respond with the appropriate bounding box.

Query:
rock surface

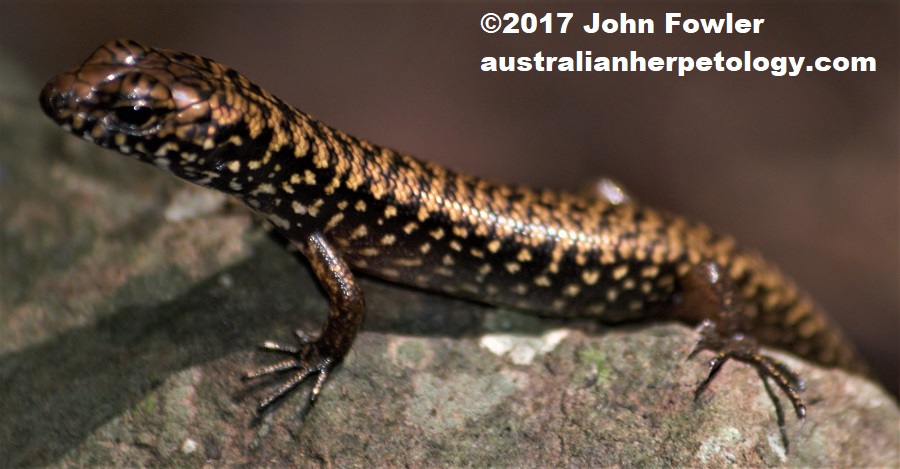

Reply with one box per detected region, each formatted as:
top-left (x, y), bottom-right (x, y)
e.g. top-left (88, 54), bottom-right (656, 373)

top-left (2, 52), bottom-right (898, 468)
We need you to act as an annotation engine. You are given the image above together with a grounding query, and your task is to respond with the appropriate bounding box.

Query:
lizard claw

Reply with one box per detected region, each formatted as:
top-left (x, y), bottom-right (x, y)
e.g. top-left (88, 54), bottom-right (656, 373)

top-left (690, 320), bottom-right (807, 421)
top-left (243, 333), bottom-right (336, 413)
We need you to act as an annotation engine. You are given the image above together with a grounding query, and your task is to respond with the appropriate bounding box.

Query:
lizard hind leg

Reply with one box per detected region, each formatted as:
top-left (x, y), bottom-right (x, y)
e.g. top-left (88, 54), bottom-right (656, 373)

top-left (689, 319), bottom-right (807, 420)
top-left (578, 177), bottom-right (634, 205)
top-left (677, 261), bottom-right (807, 421)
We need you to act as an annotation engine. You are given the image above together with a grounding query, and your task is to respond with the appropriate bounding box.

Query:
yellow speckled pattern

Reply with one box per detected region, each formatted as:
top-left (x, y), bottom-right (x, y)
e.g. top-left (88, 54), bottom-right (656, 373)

top-left (40, 40), bottom-right (865, 415)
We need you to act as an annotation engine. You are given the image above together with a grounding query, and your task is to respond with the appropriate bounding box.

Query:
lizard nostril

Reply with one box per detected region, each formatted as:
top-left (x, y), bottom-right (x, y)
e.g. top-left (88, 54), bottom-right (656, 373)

top-left (39, 81), bottom-right (59, 117)
top-left (39, 79), bottom-right (72, 123)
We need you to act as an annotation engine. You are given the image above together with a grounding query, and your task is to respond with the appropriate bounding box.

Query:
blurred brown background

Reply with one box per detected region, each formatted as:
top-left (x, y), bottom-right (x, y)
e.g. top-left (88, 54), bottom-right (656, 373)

top-left (2, 3), bottom-right (896, 396)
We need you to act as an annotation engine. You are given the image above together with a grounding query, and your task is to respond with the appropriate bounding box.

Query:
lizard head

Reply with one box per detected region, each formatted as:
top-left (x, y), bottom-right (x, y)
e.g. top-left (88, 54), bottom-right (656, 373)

top-left (40, 39), bottom-right (285, 194)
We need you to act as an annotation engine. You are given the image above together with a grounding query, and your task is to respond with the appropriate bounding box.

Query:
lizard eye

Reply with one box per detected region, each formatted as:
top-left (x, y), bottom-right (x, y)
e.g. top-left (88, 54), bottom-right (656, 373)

top-left (112, 104), bottom-right (157, 128)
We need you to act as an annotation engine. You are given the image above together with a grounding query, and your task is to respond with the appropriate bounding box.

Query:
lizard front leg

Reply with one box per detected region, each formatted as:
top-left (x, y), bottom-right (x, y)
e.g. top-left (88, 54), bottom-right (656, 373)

top-left (244, 232), bottom-right (365, 412)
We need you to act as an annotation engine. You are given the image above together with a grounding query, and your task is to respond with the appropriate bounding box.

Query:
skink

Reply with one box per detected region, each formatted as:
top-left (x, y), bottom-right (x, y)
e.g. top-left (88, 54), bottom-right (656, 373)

top-left (39, 39), bottom-right (866, 420)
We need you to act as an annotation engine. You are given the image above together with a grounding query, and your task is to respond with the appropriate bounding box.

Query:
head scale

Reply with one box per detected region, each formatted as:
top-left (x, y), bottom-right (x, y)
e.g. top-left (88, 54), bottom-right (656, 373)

top-left (40, 39), bottom-right (271, 191)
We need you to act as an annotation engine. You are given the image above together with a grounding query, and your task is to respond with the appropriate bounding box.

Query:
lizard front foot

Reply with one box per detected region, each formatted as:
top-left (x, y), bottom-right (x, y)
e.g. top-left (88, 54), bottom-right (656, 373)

top-left (243, 330), bottom-right (336, 412)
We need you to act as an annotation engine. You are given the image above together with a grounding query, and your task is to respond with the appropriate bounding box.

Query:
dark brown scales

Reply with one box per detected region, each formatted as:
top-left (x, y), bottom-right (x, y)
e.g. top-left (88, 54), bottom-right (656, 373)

top-left (40, 39), bottom-right (865, 422)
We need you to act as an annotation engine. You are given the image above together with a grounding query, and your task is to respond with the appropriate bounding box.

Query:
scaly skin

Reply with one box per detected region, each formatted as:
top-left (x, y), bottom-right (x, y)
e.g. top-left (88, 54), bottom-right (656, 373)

top-left (40, 39), bottom-right (865, 420)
